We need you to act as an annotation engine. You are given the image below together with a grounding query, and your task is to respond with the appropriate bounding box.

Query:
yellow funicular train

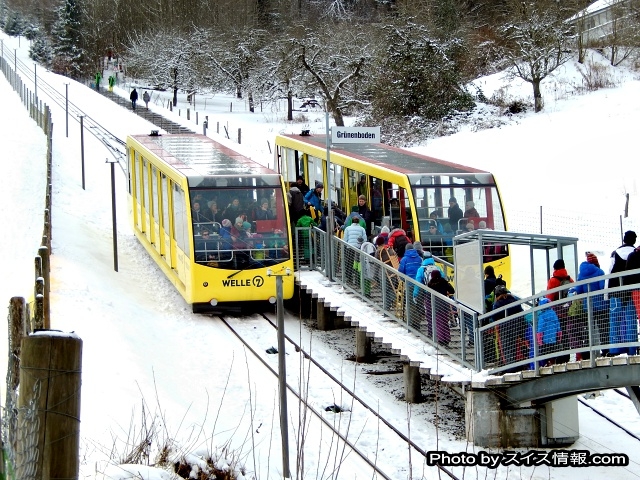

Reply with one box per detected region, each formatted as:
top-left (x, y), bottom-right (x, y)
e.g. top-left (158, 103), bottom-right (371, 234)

top-left (127, 132), bottom-right (294, 312)
top-left (274, 131), bottom-right (511, 284)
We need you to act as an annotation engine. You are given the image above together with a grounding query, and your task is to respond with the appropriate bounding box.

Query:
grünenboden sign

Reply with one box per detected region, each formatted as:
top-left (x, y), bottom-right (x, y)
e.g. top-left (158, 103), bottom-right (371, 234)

top-left (331, 126), bottom-right (380, 144)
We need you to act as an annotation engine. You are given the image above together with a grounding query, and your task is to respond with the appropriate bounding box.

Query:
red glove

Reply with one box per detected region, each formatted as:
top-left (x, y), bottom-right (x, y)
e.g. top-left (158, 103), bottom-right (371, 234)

top-left (536, 332), bottom-right (543, 346)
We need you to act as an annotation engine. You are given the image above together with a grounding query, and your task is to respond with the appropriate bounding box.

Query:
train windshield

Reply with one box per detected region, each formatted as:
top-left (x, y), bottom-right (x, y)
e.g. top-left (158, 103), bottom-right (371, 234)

top-left (189, 176), bottom-right (290, 269)
top-left (408, 174), bottom-right (507, 260)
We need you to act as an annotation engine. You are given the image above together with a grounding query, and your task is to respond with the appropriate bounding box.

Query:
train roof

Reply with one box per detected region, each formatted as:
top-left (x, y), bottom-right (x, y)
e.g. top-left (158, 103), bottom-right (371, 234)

top-left (129, 134), bottom-right (277, 177)
top-left (279, 134), bottom-right (488, 176)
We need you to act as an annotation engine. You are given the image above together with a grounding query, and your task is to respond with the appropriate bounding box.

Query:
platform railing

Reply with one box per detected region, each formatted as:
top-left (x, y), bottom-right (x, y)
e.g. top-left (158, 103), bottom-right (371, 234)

top-left (303, 227), bottom-right (640, 373)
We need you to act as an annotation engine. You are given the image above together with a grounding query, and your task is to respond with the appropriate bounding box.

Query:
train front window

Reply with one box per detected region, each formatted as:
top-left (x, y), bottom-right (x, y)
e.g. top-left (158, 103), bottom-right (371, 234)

top-left (189, 183), bottom-right (290, 269)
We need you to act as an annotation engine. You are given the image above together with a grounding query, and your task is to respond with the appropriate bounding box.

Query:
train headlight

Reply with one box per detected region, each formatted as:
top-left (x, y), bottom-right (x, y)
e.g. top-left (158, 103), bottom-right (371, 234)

top-left (268, 297), bottom-right (276, 304)
top-left (210, 299), bottom-right (218, 306)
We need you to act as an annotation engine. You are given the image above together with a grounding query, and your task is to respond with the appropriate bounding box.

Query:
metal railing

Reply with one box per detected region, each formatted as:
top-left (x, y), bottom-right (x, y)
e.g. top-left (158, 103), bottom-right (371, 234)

top-left (297, 227), bottom-right (640, 374)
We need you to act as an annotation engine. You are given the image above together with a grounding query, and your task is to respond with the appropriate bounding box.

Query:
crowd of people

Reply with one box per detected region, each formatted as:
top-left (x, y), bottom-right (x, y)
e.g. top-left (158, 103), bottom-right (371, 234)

top-left (287, 176), bottom-right (640, 369)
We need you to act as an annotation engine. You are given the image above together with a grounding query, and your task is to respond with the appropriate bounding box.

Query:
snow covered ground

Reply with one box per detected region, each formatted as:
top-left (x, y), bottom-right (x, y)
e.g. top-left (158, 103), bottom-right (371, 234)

top-left (1, 31), bottom-right (640, 479)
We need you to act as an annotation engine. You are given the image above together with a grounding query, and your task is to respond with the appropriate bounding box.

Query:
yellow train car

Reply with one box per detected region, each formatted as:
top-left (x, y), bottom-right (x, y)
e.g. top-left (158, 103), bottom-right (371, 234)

top-left (274, 132), bottom-right (511, 285)
top-left (127, 132), bottom-right (294, 312)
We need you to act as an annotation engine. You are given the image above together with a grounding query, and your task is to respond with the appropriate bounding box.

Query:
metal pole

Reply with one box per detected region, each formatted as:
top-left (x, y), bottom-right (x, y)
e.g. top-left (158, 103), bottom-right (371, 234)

top-left (325, 108), bottom-right (333, 281)
top-left (107, 159), bottom-right (119, 272)
top-left (79, 116), bottom-right (86, 189)
top-left (34, 62), bottom-right (37, 101)
top-left (65, 83), bottom-right (69, 137)
top-left (272, 271), bottom-right (290, 478)
top-left (14, 49), bottom-right (17, 86)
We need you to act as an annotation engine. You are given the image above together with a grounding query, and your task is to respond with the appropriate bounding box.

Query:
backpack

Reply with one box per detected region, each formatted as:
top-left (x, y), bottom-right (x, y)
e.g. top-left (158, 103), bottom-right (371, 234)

top-left (423, 264), bottom-right (440, 285)
top-left (556, 276), bottom-right (572, 299)
top-left (394, 234), bottom-right (409, 258)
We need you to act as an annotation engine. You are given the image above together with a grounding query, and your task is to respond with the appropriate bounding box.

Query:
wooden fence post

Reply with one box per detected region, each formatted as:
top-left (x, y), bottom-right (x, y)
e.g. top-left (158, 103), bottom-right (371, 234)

top-left (38, 246), bottom-right (50, 329)
top-left (18, 332), bottom-right (82, 480)
top-left (8, 297), bottom-right (25, 391)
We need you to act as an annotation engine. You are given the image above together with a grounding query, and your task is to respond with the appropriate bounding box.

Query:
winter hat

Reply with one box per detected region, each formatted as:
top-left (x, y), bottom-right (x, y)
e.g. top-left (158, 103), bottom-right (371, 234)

top-left (235, 217), bottom-right (244, 225)
top-left (242, 221), bottom-right (252, 230)
top-left (423, 251), bottom-right (433, 258)
top-left (222, 219), bottom-right (232, 227)
top-left (466, 201), bottom-right (474, 208)
top-left (315, 182), bottom-right (324, 189)
top-left (623, 230), bottom-right (637, 245)
top-left (466, 222), bottom-right (474, 230)
top-left (375, 236), bottom-right (386, 246)
top-left (586, 252), bottom-right (600, 267)
top-left (478, 220), bottom-right (487, 229)
top-left (380, 226), bottom-right (390, 234)
top-left (494, 285), bottom-right (509, 296)
top-left (413, 241), bottom-right (424, 254)
top-left (449, 197), bottom-right (457, 204)
top-left (405, 243), bottom-right (414, 250)
top-left (553, 259), bottom-right (565, 270)
top-left (430, 270), bottom-right (442, 280)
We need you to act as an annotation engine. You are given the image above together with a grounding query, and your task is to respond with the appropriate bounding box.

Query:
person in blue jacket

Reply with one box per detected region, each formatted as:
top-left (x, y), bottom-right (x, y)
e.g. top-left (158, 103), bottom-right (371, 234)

top-left (533, 297), bottom-right (562, 365)
top-left (304, 182), bottom-right (323, 212)
top-left (569, 252), bottom-right (606, 358)
top-left (398, 243), bottom-right (422, 281)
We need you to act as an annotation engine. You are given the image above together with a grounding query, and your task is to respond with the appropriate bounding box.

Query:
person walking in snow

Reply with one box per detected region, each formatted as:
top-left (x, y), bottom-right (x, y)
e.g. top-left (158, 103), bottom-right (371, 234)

top-left (143, 90), bottom-right (151, 108)
top-left (108, 75), bottom-right (115, 92)
top-left (130, 88), bottom-right (138, 110)
top-left (95, 71), bottom-right (102, 91)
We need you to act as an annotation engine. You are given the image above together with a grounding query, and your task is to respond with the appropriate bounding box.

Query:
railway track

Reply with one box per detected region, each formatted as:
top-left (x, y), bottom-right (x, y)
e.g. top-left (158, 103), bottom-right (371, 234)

top-left (219, 312), bottom-right (461, 480)
top-left (578, 389), bottom-right (640, 442)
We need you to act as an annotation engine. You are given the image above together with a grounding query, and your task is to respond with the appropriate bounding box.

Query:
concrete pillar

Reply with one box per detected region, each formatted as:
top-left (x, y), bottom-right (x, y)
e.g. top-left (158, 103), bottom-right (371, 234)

top-left (465, 389), bottom-right (540, 448)
top-left (403, 364), bottom-right (422, 403)
top-left (355, 329), bottom-right (371, 362)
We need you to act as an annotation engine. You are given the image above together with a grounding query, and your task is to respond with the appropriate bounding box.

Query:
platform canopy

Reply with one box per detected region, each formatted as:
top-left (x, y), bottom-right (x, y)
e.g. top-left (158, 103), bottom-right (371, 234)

top-left (452, 230), bottom-right (579, 312)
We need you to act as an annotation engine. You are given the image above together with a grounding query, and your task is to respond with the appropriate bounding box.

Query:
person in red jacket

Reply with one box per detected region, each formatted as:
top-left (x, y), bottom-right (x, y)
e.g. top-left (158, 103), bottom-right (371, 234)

top-left (387, 227), bottom-right (411, 258)
top-left (546, 258), bottom-right (574, 363)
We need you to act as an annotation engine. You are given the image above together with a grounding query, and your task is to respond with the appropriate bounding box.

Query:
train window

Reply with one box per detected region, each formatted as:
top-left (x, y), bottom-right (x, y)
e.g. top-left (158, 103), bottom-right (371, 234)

top-left (135, 152), bottom-right (142, 207)
top-left (190, 184), bottom-right (290, 268)
top-left (307, 155), bottom-right (323, 190)
top-left (173, 185), bottom-right (189, 257)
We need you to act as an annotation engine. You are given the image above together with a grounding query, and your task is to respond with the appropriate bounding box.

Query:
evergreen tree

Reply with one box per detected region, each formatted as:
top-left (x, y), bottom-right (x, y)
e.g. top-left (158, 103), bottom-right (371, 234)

top-left (29, 34), bottom-right (53, 66)
top-left (3, 10), bottom-right (24, 36)
top-left (51, 0), bottom-right (86, 79)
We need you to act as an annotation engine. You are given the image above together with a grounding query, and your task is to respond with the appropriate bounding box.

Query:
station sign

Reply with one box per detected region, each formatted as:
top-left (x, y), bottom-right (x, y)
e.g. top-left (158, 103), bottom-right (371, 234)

top-left (331, 126), bottom-right (381, 144)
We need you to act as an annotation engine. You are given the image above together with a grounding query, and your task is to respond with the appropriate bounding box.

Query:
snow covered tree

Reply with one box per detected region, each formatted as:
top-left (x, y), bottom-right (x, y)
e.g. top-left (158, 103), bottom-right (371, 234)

top-left (295, 24), bottom-right (372, 126)
top-left (29, 32), bottom-right (53, 66)
top-left (499, 1), bottom-right (573, 112)
top-left (369, 21), bottom-right (473, 121)
top-left (124, 28), bottom-right (201, 107)
top-left (3, 9), bottom-right (24, 35)
top-left (50, 0), bottom-right (87, 78)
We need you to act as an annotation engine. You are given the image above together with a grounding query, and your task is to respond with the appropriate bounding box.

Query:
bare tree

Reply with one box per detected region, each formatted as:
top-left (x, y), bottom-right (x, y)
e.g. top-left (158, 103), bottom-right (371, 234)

top-left (602, 0), bottom-right (640, 66)
top-left (296, 24), bottom-right (373, 126)
top-left (499, 1), bottom-right (573, 112)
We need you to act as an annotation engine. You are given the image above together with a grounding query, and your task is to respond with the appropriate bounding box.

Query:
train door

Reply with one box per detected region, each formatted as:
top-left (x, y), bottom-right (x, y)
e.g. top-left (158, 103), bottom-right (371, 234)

top-left (161, 174), bottom-right (174, 267)
top-left (135, 151), bottom-right (144, 232)
top-left (328, 163), bottom-right (345, 211)
top-left (172, 184), bottom-right (189, 286)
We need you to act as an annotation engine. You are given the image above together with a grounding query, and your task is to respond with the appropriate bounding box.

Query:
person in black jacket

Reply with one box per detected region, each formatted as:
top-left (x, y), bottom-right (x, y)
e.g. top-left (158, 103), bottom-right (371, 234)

top-left (447, 197), bottom-right (463, 231)
top-left (130, 88), bottom-right (138, 110)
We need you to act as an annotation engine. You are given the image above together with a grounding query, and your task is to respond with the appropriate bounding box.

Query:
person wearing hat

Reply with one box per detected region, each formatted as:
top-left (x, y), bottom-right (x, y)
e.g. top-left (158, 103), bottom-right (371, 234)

top-left (606, 230), bottom-right (638, 356)
top-left (352, 194), bottom-right (372, 236)
top-left (571, 251), bottom-right (606, 359)
top-left (424, 269), bottom-right (455, 347)
top-left (626, 244), bottom-right (640, 323)
top-left (491, 284), bottom-right (525, 367)
top-left (546, 258), bottom-right (574, 302)
top-left (464, 200), bottom-right (479, 218)
top-left (399, 242), bottom-right (422, 282)
top-left (304, 182), bottom-right (324, 213)
top-left (295, 175), bottom-right (310, 195)
top-left (253, 198), bottom-right (274, 221)
top-left (447, 197), bottom-right (463, 231)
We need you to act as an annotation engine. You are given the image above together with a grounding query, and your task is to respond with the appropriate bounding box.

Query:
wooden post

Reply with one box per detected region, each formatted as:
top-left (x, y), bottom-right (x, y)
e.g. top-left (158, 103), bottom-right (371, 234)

top-left (238, 128), bottom-right (241, 144)
top-left (38, 246), bottom-right (50, 329)
top-left (8, 297), bottom-right (25, 391)
top-left (18, 332), bottom-right (82, 480)
top-left (34, 279), bottom-right (44, 331)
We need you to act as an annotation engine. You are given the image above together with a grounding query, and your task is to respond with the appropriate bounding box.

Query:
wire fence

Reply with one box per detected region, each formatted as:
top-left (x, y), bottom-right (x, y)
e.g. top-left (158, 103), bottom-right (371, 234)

top-left (1, 46), bottom-right (54, 479)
